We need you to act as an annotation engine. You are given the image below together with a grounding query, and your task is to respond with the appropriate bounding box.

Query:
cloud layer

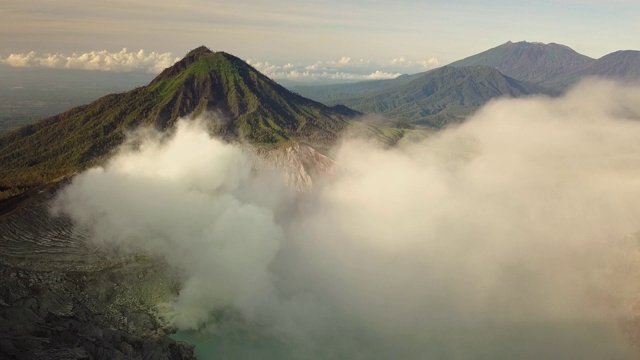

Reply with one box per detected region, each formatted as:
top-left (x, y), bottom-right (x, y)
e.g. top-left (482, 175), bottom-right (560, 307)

top-left (53, 80), bottom-right (640, 358)
top-left (1, 49), bottom-right (438, 82)
top-left (0, 49), bottom-right (180, 73)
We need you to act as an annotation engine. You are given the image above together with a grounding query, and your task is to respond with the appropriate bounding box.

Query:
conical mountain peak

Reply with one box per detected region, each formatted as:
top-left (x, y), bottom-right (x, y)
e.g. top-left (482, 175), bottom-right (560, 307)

top-left (185, 45), bottom-right (213, 58)
top-left (149, 47), bottom-right (259, 88)
top-left (150, 46), bottom-right (218, 85)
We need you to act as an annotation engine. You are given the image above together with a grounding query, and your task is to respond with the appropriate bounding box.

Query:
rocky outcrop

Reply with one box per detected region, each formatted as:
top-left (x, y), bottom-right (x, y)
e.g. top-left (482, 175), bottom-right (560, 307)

top-left (0, 185), bottom-right (195, 360)
top-left (0, 264), bottom-right (194, 360)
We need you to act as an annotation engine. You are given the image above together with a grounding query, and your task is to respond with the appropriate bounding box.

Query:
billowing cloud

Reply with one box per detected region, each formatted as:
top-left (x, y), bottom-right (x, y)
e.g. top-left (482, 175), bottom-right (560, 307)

top-left (0, 49), bottom-right (180, 73)
top-left (53, 80), bottom-right (640, 358)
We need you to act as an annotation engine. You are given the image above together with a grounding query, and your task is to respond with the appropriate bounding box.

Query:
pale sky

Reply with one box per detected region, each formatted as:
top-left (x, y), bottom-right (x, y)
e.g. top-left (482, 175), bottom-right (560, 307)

top-left (1, 0), bottom-right (639, 80)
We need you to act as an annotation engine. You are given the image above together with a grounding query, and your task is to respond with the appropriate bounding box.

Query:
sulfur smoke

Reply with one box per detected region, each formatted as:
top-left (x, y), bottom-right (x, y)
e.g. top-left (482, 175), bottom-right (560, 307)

top-left (54, 79), bottom-right (640, 359)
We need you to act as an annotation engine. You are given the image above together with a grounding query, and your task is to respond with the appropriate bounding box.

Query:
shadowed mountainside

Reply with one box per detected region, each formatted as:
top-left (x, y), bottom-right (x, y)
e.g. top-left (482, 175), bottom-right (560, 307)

top-left (289, 41), bottom-right (640, 109)
top-left (329, 66), bottom-right (556, 128)
top-left (547, 50), bottom-right (640, 89)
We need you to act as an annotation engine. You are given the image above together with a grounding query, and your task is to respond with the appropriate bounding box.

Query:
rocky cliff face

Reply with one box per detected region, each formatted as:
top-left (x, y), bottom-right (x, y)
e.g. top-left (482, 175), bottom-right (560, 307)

top-left (0, 263), bottom-right (194, 360)
top-left (253, 142), bottom-right (335, 190)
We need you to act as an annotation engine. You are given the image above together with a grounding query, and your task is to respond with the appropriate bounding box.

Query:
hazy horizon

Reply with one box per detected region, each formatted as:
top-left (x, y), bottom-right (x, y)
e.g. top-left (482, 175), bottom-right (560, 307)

top-left (2, 0), bottom-right (639, 83)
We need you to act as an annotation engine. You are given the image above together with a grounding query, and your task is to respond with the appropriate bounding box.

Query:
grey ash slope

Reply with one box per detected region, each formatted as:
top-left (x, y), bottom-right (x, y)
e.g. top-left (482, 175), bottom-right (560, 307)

top-left (329, 65), bottom-right (556, 128)
top-left (288, 41), bottom-right (640, 110)
top-left (291, 41), bottom-right (640, 129)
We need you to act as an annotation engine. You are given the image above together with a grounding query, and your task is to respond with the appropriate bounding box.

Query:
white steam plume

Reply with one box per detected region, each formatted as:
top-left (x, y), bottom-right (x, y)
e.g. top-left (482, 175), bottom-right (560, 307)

top-left (53, 122), bottom-right (291, 329)
top-left (1, 49), bottom-right (179, 73)
top-left (54, 79), bottom-right (640, 359)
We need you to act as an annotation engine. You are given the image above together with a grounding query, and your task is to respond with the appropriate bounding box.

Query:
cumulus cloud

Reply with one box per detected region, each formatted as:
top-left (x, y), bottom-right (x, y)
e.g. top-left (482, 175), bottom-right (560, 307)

top-left (247, 54), bottom-right (439, 82)
top-left (389, 56), bottom-right (440, 67)
top-left (53, 80), bottom-right (640, 358)
top-left (247, 59), bottom-right (401, 81)
top-left (0, 49), bottom-right (179, 73)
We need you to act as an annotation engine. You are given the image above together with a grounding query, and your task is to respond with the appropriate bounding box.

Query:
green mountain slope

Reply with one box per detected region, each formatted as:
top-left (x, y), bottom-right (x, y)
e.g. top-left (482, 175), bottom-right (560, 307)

top-left (0, 46), bottom-right (357, 198)
top-left (448, 41), bottom-right (593, 88)
top-left (331, 66), bottom-right (557, 128)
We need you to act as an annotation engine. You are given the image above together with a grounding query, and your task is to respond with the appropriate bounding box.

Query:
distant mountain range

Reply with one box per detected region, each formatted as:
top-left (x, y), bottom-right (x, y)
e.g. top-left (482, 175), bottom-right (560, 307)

top-left (447, 41), bottom-right (593, 87)
top-left (322, 66), bottom-right (556, 128)
top-left (289, 41), bottom-right (640, 127)
top-left (449, 41), bottom-right (640, 89)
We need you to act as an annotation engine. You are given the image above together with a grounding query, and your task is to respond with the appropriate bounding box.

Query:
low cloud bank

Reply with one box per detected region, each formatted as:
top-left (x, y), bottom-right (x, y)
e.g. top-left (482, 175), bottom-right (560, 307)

top-left (247, 59), bottom-right (402, 81)
top-left (54, 79), bottom-right (640, 358)
top-left (1, 49), bottom-right (179, 73)
top-left (247, 55), bottom-right (440, 82)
